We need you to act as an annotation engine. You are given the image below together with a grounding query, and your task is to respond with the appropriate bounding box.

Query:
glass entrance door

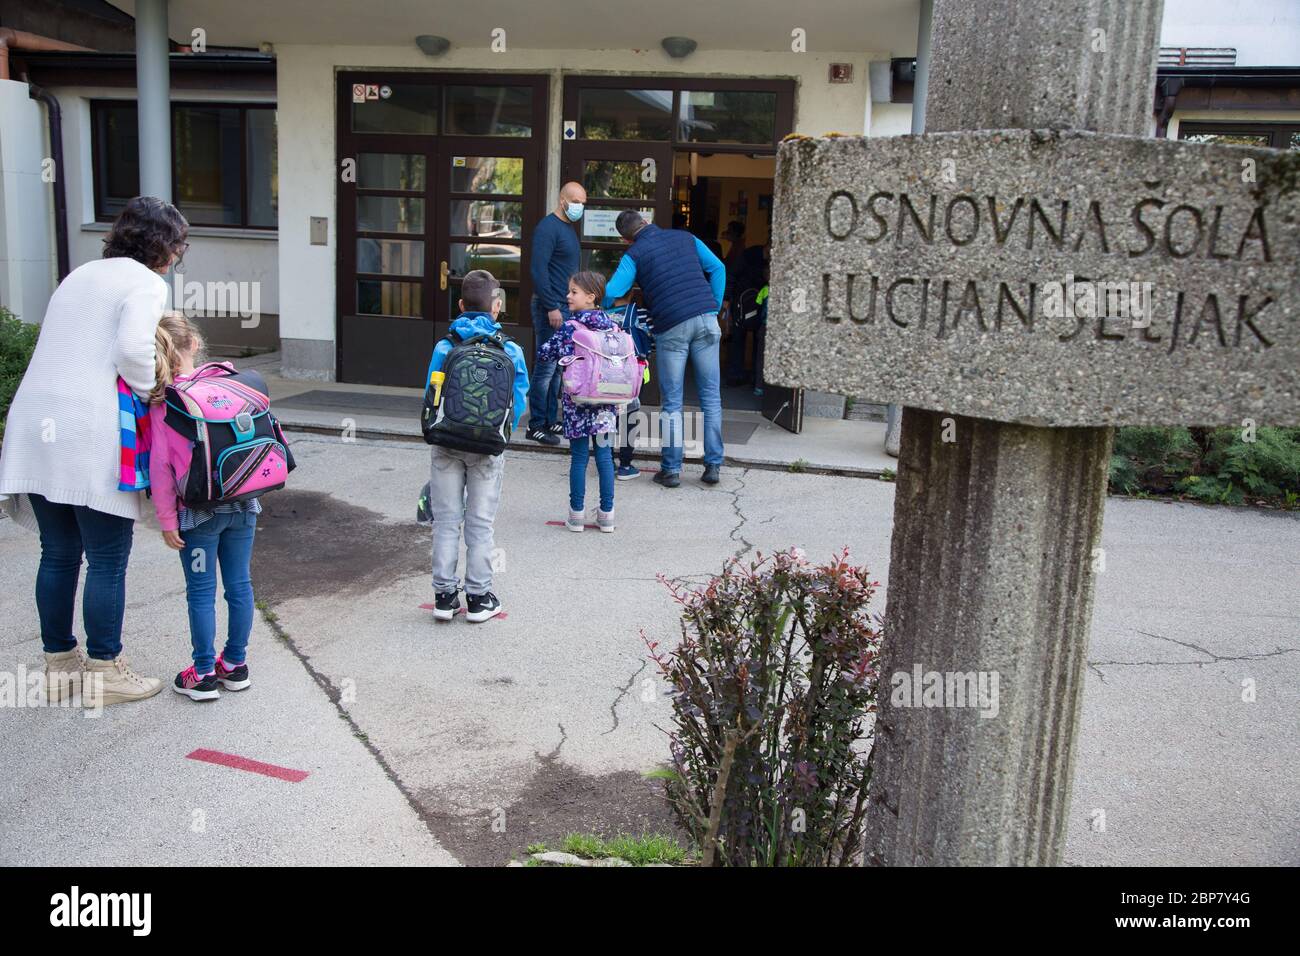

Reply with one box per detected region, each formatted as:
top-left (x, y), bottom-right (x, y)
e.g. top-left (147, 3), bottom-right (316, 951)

top-left (560, 76), bottom-right (802, 430)
top-left (337, 74), bottom-right (547, 386)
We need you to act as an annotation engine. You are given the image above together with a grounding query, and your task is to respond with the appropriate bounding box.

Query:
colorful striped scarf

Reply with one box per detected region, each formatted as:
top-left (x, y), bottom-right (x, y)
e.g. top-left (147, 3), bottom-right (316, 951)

top-left (116, 376), bottom-right (151, 492)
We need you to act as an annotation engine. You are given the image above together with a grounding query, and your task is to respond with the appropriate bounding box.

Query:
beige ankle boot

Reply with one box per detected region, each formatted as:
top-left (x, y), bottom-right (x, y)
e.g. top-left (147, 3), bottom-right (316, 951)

top-left (44, 648), bottom-right (88, 702)
top-left (83, 654), bottom-right (163, 705)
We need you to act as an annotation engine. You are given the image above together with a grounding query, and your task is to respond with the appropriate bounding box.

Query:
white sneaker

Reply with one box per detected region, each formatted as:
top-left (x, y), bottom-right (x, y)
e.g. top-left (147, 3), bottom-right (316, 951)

top-left (566, 510), bottom-right (585, 532)
top-left (597, 509), bottom-right (615, 533)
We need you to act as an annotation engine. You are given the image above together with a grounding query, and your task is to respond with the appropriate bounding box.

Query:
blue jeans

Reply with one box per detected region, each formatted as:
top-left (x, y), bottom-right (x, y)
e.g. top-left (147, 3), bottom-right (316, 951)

top-left (29, 494), bottom-right (134, 661)
top-left (570, 435), bottom-right (615, 512)
top-left (178, 510), bottom-right (257, 673)
top-left (528, 296), bottom-right (567, 429)
top-left (655, 312), bottom-right (725, 474)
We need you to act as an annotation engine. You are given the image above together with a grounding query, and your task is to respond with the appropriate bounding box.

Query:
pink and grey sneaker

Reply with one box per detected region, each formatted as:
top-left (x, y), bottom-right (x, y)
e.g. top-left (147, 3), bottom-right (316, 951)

top-left (173, 665), bottom-right (220, 701)
top-left (215, 654), bottom-right (250, 691)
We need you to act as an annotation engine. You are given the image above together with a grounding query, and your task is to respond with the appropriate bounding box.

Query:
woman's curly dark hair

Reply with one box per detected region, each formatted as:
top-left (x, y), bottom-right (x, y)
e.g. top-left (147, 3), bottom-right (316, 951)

top-left (102, 196), bottom-right (189, 271)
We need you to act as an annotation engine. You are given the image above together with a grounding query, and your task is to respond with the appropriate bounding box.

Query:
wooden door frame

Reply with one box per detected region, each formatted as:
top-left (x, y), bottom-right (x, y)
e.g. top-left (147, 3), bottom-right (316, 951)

top-left (335, 71), bottom-right (549, 385)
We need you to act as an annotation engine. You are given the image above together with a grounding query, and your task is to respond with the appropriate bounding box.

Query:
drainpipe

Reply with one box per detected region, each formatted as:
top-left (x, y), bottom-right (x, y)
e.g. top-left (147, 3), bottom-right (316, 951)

top-left (26, 81), bottom-right (69, 281)
top-left (134, 0), bottom-right (172, 201)
top-left (0, 29), bottom-right (92, 80)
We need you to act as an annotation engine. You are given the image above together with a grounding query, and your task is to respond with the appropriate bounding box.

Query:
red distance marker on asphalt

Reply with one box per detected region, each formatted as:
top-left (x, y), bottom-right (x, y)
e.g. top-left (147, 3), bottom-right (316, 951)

top-left (186, 748), bottom-right (310, 783)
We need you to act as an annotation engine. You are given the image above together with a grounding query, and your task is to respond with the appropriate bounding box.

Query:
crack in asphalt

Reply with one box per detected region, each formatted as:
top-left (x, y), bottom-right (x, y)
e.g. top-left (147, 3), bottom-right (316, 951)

top-left (1137, 629), bottom-right (1299, 664)
top-left (727, 469), bottom-right (753, 563)
top-left (253, 604), bottom-right (454, 859)
top-left (544, 721), bottom-right (568, 761)
top-left (603, 659), bottom-right (649, 736)
top-left (1087, 629), bottom-right (1299, 680)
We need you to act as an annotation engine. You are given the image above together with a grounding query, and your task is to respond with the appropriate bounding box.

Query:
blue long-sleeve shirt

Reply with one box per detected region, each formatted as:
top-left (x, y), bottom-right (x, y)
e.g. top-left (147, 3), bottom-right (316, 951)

top-left (529, 213), bottom-right (580, 311)
top-left (601, 237), bottom-right (726, 310)
top-left (425, 312), bottom-right (531, 431)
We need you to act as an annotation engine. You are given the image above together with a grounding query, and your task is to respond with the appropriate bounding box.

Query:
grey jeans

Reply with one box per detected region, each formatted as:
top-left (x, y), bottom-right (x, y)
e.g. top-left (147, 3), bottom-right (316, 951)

top-left (429, 445), bottom-right (505, 596)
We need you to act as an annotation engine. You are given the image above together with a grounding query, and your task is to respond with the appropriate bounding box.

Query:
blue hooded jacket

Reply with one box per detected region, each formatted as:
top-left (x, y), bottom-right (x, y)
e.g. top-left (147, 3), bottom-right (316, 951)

top-left (425, 312), bottom-right (530, 432)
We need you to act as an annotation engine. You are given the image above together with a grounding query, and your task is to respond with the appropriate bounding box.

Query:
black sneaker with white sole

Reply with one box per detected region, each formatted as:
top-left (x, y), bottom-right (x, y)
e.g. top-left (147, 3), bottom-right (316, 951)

top-left (547, 422), bottom-right (564, 435)
top-left (526, 427), bottom-right (561, 446)
top-left (433, 590), bottom-right (461, 621)
top-left (465, 591), bottom-right (502, 623)
top-left (214, 654), bottom-right (250, 691)
top-left (173, 666), bottom-right (220, 701)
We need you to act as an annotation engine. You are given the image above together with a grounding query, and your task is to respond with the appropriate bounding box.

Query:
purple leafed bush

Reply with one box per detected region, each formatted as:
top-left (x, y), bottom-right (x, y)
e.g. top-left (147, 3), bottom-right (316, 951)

top-left (645, 548), bottom-right (882, 867)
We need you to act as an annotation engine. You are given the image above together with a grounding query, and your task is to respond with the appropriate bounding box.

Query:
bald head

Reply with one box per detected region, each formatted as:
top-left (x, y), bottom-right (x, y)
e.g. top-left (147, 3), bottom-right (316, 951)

top-left (554, 181), bottom-right (587, 222)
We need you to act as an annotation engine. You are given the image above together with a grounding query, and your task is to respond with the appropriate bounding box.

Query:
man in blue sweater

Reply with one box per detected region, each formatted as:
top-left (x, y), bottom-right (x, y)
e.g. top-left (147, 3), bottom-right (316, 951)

top-left (525, 182), bottom-right (585, 446)
top-left (603, 212), bottom-right (727, 487)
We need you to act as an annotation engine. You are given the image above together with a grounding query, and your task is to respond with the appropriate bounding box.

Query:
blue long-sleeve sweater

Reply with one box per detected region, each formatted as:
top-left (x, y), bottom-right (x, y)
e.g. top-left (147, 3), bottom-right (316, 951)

top-left (529, 213), bottom-right (580, 312)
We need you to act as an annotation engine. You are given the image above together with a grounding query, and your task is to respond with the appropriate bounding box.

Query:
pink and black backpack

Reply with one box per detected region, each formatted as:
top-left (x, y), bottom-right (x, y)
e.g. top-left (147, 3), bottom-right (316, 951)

top-left (559, 321), bottom-right (644, 406)
top-left (163, 361), bottom-right (295, 507)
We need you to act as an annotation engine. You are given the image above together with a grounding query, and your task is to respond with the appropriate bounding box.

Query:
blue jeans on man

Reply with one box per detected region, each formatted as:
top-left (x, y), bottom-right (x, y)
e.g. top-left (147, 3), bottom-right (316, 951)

top-left (655, 313), bottom-right (725, 475)
top-left (528, 295), bottom-right (567, 430)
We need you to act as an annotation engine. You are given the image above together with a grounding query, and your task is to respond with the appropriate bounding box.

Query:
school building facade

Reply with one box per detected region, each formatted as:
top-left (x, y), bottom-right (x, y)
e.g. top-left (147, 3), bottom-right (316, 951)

top-left (2, 0), bottom-right (1297, 432)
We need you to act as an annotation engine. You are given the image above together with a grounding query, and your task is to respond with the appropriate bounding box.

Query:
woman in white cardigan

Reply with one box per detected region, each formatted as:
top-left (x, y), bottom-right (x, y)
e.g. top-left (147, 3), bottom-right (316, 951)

top-left (0, 196), bottom-right (189, 705)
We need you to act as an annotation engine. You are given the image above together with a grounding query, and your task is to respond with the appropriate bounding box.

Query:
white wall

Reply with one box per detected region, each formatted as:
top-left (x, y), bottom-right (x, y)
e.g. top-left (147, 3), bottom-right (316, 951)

top-left (1160, 0), bottom-right (1300, 65)
top-left (49, 85), bottom-right (280, 321)
top-left (0, 80), bottom-right (56, 324)
top-left (275, 43), bottom-right (891, 373)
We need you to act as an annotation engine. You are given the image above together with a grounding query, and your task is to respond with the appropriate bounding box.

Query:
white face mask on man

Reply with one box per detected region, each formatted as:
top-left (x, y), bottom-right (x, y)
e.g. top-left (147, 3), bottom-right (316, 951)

top-left (564, 201), bottom-right (584, 221)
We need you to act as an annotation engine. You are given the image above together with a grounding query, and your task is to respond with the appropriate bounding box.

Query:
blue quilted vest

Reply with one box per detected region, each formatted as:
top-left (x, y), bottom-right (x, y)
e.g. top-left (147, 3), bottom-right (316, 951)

top-left (626, 225), bottom-right (719, 333)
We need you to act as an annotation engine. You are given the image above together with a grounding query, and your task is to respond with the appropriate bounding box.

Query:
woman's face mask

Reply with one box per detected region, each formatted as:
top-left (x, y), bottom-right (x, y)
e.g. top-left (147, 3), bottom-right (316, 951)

top-left (564, 201), bottom-right (585, 222)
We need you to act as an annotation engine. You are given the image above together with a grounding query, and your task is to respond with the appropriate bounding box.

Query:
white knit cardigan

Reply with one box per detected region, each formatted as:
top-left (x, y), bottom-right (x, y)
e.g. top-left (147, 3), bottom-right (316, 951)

top-left (0, 257), bottom-right (166, 531)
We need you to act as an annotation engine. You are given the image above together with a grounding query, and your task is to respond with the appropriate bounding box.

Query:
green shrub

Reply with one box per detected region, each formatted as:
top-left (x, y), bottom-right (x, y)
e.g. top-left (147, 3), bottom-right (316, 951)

top-left (647, 548), bottom-right (882, 867)
top-left (1110, 424), bottom-right (1300, 507)
top-left (0, 307), bottom-right (39, 443)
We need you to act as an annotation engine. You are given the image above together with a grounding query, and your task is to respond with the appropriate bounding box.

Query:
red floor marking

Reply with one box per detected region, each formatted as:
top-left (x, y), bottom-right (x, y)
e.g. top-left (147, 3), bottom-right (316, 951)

top-left (418, 603), bottom-right (509, 620)
top-left (544, 520), bottom-right (601, 530)
top-left (186, 748), bottom-right (309, 783)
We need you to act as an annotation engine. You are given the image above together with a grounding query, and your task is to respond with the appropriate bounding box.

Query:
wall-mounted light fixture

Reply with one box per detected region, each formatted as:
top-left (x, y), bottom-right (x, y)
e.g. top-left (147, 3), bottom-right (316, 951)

top-left (416, 35), bottom-right (451, 57)
top-left (661, 36), bottom-right (697, 59)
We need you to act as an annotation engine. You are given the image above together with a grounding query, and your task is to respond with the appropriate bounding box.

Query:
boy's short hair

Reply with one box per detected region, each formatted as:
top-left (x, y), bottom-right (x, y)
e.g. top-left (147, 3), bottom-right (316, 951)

top-left (460, 269), bottom-right (501, 312)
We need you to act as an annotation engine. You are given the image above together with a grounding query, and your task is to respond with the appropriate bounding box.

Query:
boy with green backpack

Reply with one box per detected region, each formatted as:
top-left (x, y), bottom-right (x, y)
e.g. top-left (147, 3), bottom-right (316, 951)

top-left (420, 270), bottom-right (529, 623)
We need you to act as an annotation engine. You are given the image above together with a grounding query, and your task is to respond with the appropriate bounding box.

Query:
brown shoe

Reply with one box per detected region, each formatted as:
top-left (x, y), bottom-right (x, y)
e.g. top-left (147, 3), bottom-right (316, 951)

top-left (83, 654), bottom-right (163, 705)
top-left (44, 648), bottom-right (87, 703)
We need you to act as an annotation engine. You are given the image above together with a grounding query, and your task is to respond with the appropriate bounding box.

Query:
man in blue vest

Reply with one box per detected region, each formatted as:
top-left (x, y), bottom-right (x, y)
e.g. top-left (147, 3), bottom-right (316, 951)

top-left (603, 212), bottom-right (727, 487)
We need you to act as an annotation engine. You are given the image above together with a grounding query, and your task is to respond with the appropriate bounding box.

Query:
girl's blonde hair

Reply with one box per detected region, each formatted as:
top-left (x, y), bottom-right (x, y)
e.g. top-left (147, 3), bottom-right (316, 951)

top-left (151, 311), bottom-right (206, 405)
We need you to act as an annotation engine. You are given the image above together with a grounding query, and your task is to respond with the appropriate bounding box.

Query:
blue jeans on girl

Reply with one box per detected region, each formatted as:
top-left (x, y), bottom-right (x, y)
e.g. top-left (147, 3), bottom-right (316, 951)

top-left (29, 494), bottom-right (134, 660)
top-left (178, 509), bottom-right (257, 674)
top-left (570, 435), bottom-right (615, 512)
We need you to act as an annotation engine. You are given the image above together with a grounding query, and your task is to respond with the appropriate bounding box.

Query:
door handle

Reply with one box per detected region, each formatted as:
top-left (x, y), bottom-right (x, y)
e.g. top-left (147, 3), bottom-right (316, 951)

top-left (439, 260), bottom-right (449, 291)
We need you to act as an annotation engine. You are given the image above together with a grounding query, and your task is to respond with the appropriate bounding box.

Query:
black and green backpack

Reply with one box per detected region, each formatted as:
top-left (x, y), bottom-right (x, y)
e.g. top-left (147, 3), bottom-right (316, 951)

top-left (420, 329), bottom-right (515, 456)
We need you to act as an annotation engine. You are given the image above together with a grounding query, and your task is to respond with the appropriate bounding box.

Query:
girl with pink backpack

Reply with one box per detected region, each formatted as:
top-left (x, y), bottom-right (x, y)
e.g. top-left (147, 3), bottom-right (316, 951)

top-left (538, 272), bottom-right (644, 533)
top-left (148, 312), bottom-right (291, 700)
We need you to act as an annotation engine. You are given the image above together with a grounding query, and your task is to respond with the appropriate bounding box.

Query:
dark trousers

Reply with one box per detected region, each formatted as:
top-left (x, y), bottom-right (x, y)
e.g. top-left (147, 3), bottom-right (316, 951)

top-left (528, 296), bottom-right (566, 428)
top-left (29, 494), bottom-right (135, 660)
top-left (618, 404), bottom-right (642, 469)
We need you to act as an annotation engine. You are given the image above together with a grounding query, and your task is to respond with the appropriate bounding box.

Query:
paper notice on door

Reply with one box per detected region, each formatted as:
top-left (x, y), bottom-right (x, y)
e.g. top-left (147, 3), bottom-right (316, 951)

top-left (583, 208), bottom-right (652, 239)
